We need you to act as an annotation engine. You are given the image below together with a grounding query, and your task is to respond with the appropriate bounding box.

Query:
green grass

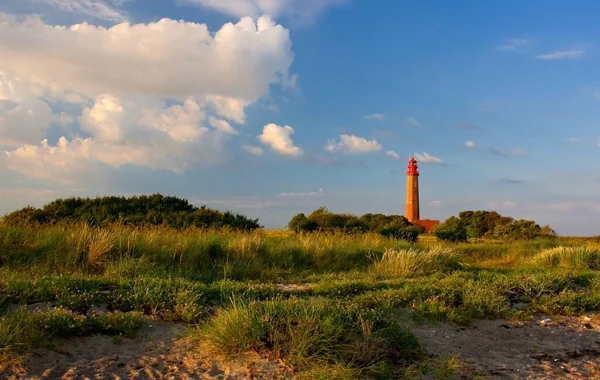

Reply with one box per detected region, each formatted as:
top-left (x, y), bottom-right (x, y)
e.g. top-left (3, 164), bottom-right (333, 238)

top-left (531, 246), bottom-right (600, 270)
top-left (0, 308), bottom-right (145, 352)
top-left (372, 246), bottom-right (463, 277)
top-left (0, 223), bottom-right (599, 378)
top-left (199, 297), bottom-right (422, 377)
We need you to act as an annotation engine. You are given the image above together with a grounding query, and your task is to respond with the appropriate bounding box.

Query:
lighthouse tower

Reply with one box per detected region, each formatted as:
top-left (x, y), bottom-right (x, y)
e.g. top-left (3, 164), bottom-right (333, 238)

top-left (406, 157), bottom-right (420, 222)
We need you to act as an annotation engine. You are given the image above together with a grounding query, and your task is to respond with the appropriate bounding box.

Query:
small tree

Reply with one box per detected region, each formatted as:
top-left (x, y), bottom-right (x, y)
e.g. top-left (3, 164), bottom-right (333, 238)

top-left (432, 217), bottom-right (468, 242)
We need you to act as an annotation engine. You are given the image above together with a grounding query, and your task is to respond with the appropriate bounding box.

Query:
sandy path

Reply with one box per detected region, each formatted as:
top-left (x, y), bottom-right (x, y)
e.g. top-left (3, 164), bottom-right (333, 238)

top-left (408, 314), bottom-right (600, 379)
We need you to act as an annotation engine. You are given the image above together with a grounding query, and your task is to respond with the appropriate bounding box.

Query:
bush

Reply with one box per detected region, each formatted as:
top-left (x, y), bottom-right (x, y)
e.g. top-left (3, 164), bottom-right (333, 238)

top-left (2, 194), bottom-right (261, 230)
top-left (378, 226), bottom-right (420, 242)
top-left (288, 208), bottom-right (421, 242)
top-left (432, 217), bottom-right (467, 242)
top-left (372, 247), bottom-right (463, 277)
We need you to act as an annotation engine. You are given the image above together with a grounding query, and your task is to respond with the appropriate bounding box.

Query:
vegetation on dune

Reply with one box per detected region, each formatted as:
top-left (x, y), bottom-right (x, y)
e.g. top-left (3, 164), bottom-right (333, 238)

top-left (200, 297), bottom-right (422, 377)
top-left (2, 194), bottom-right (261, 230)
top-left (0, 308), bottom-right (145, 352)
top-left (288, 207), bottom-right (424, 242)
top-left (372, 246), bottom-right (463, 277)
top-left (531, 246), bottom-right (600, 270)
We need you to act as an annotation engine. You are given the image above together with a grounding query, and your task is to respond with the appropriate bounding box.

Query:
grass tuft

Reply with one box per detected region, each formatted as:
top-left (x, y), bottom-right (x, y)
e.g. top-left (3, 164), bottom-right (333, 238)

top-left (372, 246), bottom-right (463, 277)
top-left (199, 297), bottom-right (422, 377)
top-left (531, 246), bottom-right (600, 270)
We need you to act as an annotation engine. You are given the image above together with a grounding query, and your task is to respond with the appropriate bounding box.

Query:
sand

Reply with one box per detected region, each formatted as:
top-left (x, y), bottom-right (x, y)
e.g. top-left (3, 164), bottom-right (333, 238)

top-left (2, 311), bottom-right (599, 379)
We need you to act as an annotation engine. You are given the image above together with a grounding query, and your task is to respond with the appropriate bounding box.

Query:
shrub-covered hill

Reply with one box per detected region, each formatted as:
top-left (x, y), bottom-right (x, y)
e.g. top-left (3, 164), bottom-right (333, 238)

top-left (2, 194), bottom-right (261, 230)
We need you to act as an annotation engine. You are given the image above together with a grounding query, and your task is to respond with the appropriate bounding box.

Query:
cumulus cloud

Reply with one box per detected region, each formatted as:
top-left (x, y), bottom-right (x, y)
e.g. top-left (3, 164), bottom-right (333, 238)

top-left (0, 13), bottom-right (294, 103)
top-left (325, 134), bottom-right (382, 154)
top-left (413, 152), bottom-right (443, 164)
top-left (258, 123), bottom-right (303, 157)
top-left (0, 14), bottom-right (296, 183)
top-left (495, 38), bottom-right (530, 51)
top-left (33, 0), bottom-right (129, 22)
top-left (465, 141), bottom-right (475, 148)
top-left (363, 113), bottom-right (384, 120)
top-left (386, 150), bottom-right (400, 159)
top-left (536, 49), bottom-right (586, 60)
top-left (181, 0), bottom-right (346, 23)
top-left (242, 144), bottom-right (264, 156)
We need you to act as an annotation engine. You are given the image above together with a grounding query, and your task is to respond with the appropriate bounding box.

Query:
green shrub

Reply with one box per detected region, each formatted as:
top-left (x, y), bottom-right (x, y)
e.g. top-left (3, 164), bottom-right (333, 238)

top-left (432, 217), bottom-right (467, 242)
top-left (2, 194), bottom-right (261, 230)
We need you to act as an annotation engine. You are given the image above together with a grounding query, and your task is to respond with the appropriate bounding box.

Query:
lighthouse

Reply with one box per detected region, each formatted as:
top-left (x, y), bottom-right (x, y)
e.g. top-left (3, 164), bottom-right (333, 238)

top-left (406, 157), bottom-right (420, 223)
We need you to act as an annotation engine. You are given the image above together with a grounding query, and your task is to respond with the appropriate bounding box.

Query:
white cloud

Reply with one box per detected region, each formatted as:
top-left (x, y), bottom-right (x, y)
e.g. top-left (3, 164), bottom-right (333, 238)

top-left (488, 200), bottom-right (517, 210)
top-left (206, 95), bottom-right (249, 124)
top-left (32, 0), bottom-right (129, 22)
top-left (325, 134), bottom-right (382, 154)
top-left (138, 97), bottom-right (206, 143)
top-left (405, 117), bottom-right (422, 128)
top-left (258, 123), bottom-right (303, 157)
top-left (0, 14), bottom-right (296, 183)
top-left (180, 0), bottom-right (346, 23)
top-left (413, 152), bottom-right (443, 164)
top-left (278, 188), bottom-right (324, 197)
top-left (363, 113), bottom-right (384, 120)
top-left (79, 94), bottom-right (125, 143)
top-left (208, 116), bottom-right (238, 135)
top-left (495, 38), bottom-right (530, 51)
top-left (465, 140), bottom-right (475, 148)
top-left (0, 14), bottom-right (294, 104)
top-left (242, 144), bottom-right (264, 156)
top-left (386, 150), bottom-right (400, 159)
top-left (0, 72), bottom-right (55, 147)
top-left (536, 49), bottom-right (586, 60)
top-left (428, 200), bottom-right (442, 207)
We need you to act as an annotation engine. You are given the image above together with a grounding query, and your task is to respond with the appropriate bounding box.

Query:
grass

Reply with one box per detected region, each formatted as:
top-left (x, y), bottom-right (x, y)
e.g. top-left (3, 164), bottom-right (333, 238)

top-left (372, 246), bottom-right (463, 277)
top-left (531, 246), bottom-right (600, 270)
top-left (0, 308), bottom-right (145, 352)
top-left (199, 297), bottom-right (422, 378)
top-left (0, 222), bottom-right (599, 377)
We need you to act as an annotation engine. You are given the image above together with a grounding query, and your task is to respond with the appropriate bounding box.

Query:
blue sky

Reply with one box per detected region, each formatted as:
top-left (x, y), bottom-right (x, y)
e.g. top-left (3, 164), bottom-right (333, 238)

top-left (0, 0), bottom-right (599, 235)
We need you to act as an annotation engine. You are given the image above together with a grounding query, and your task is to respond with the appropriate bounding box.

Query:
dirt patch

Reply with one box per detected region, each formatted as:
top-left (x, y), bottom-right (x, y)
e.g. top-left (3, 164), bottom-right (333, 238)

top-left (5, 321), bottom-right (291, 380)
top-left (408, 313), bottom-right (600, 379)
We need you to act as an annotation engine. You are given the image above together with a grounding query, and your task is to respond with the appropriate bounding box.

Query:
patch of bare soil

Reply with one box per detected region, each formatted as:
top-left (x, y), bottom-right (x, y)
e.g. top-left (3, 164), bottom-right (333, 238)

top-left (5, 321), bottom-right (291, 380)
top-left (408, 313), bottom-right (600, 379)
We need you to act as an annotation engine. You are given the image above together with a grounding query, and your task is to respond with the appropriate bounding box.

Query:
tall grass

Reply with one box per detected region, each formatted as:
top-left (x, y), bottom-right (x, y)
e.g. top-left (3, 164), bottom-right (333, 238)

top-left (531, 246), bottom-right (600, 270)
top-left (0, 224), bottom-right (414, 281)
top-left (372, 246), bottom-right (463, 277)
